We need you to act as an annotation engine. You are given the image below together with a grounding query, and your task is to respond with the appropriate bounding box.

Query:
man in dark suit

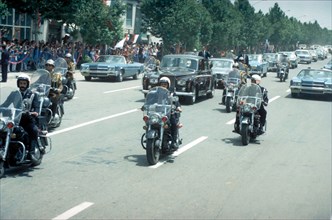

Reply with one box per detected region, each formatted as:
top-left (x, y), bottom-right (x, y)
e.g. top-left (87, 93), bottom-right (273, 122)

top-left (198, 46), bottom-right (211, 60)
top-left (1, 45), bottom-right (10, 82)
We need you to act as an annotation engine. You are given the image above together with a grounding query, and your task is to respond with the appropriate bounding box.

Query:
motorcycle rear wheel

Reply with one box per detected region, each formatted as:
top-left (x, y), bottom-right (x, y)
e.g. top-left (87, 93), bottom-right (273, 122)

top-left (146, 139), bottom-right (160, 165)
top-left (241, 124), bottom-right (250, 146)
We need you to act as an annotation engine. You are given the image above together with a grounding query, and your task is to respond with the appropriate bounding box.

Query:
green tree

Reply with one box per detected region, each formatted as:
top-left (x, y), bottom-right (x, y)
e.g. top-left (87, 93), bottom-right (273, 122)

top-left (3, 0), bottom-right (125, 45)
top-left (202, 0), bottom-right (242, 56)
top-left (141, 0), bottom-right (212, 54)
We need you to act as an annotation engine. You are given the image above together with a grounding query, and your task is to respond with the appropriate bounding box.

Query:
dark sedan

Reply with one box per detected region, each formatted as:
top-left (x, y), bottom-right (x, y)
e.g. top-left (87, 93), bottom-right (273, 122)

top-left (290, 68), bottom-right (332, 98)
top-left (142, 54), bottom-right (215, 105)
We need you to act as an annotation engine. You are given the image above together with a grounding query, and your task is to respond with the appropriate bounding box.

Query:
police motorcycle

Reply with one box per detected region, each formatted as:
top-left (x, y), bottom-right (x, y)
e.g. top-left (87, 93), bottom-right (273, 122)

top-left (141, 86), bottom-right (182, 165)
top-left (236, 84), bottom-right (264, 145)
top-left (0, 87), bottom-right (50, 178)
top-left (223, 71), bottom-right (242, 113)
top-left (277, 63), bottom-right (288, 82)
top-left (30, 69), bottom-right (64, 129)
top-left (54, 57), bottom-right (76, 100)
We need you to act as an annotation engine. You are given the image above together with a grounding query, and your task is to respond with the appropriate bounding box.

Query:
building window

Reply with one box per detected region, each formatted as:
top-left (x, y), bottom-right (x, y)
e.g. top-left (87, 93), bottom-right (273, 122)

top-left (126, 4), bottom-right (133, 27)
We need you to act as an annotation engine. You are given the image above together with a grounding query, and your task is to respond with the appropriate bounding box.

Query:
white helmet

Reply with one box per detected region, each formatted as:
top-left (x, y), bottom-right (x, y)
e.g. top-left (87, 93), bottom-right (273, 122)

top-left (17, 73), bottom-right (31, 88)
top-left (65, 53), bottom-right (72, 58)
top-left (46, 59), bottom-right (55, 66)
top-left (159, 77), bottom-right (171, 88)
top-left (251, 74), bottom-right (261, 84)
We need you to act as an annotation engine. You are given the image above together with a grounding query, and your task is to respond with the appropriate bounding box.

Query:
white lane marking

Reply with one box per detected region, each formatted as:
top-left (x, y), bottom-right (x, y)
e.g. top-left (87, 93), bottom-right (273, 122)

top-left (52, 202), bottom-right (93, 220)
top-left (104, 86), bottom-right (140, 94)
top-left (269, 95), bottom-right (280, 102)
top-left (226, 118), bottom-right (236, 125)
top-left (149, 136), bottom-right (208, 169)
top-left (48, 109), bottom-right (139, 136)
top-left (225, 95), bottom-right (280, 125)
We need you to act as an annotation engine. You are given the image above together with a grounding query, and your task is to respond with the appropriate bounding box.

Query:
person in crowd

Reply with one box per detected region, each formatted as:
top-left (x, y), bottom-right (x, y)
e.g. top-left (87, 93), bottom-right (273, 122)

top-left (1, 45), bottom-right (10, 82)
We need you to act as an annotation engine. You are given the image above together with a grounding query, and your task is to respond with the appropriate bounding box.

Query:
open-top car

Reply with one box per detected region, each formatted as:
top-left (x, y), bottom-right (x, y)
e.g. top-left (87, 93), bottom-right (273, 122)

top-left (142, 54), bottom-right (215, 105)
top-left (210, 58), bottom-right (234, 89)
top-left (80, 55), bottom-right (144, 82)
top-left (290, 68), bottom-right (332, 98)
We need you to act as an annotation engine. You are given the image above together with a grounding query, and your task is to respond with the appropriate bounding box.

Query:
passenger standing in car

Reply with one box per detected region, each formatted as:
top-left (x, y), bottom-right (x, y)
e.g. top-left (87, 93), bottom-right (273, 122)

top-left (198, 46), bottom-right (211, 60)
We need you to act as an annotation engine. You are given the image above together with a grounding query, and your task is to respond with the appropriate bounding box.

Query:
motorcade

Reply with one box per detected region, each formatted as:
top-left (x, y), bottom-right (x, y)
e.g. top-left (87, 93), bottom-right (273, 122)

top-left (210, 58), bottom-right (234, 89)
top-left (295, 49), bottom-right (312, 64)
top-left (80, 55), bottom-right (144, 82)
top-left (247, 54), bottom-right (268, 77)
top-left (142, 54), bottom-right (215, 105)
top-left (289, 68), bottom-right (332, 98)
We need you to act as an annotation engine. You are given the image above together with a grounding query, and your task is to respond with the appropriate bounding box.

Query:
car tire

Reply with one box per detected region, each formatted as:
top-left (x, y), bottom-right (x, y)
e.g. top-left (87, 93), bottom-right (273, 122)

top-left (116, 70), bottom-right (123, 82)
top-left (84, 76), bottom-right (91, 81)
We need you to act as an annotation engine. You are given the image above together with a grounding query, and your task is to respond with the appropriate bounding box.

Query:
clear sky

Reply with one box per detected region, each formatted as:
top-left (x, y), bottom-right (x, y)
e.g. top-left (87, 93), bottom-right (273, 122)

top-left (249, 0), bottom-right (332, 30)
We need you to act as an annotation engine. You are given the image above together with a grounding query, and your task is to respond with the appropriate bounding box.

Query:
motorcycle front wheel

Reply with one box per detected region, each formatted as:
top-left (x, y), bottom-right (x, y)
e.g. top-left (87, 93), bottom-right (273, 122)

top-left (241, 124), bottom-right (250, 146)
top-left (225, 97), bottom-right (232, 113)
top-left (146, 138), bottom-right (160, 165)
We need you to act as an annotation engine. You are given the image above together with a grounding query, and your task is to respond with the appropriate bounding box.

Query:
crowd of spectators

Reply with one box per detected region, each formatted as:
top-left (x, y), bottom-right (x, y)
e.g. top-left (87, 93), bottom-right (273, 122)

top-left (0, 38), bottom-right (163, 73)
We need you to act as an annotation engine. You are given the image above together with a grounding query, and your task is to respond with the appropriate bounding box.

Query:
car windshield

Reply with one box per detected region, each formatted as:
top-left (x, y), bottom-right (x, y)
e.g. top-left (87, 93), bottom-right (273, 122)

top-left (97, 56), bottom-right (125, 64)
top-left (248, 54), bottom-right (263, 62)
top-left (0, 87), bottom-right (23, 123)
top-left (160, 57), bottom-right (198, 70)
top-left (297, 69), bottom-right (332, 79)
top-left (263, 53), bottom-right (276, 61)
top-left (296, 50), bottom-right (309, 55)
top-left (211, 60), bottom-right (232, 68)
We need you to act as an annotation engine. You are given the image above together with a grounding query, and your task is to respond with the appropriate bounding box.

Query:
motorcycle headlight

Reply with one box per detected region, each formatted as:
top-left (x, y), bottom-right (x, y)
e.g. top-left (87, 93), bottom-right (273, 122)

top-left (149, 113), bottom-right (160, 124)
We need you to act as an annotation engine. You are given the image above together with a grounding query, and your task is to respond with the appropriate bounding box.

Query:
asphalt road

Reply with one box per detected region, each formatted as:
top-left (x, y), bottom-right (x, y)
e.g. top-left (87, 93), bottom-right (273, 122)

top-left (0, 58), bottom-right (331, 220)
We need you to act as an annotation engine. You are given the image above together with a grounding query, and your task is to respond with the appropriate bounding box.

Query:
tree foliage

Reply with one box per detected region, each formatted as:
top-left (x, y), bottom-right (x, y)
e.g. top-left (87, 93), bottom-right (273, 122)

top-left (3, 0), bottom-right (125, 45)
top-left (1, 0), bottom-right (331, 51)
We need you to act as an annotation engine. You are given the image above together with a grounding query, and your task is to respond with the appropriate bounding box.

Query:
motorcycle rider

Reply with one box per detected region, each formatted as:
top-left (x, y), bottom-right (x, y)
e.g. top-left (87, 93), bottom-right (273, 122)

top-left (159, 77), bottom-right (182, 150)
top-left (64, 53), bottom-right (75, 72)
top-left (45, 59), bottom-right (63, 118)
top-left (238, 57), bottom-right (249, 84)
top-left (233, 74), bottom-right (269, 135)
top-left (0, 74), bottom-right (41, 158)
top-left (17, 74), bottom-right (42, 157)
top-left (277, 53), bottom-right (290, 79)
top-left (220, 62), bottom-right (242, 105)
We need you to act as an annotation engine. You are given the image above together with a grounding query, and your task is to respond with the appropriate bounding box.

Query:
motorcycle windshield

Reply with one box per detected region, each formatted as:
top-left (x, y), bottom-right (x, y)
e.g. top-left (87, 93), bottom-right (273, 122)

top-left (30, 69), bottom-right (52, 96)
top-left (144, 87), bottom-right (172, 115)
top-left (237, 84), bottom-right (263, 109)
top-left (54, 57), bottom-right (68, 76)
top-left (226, 70), bottom-right (241, 85)
top-left (0, 87), bottom-right (23, 123)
